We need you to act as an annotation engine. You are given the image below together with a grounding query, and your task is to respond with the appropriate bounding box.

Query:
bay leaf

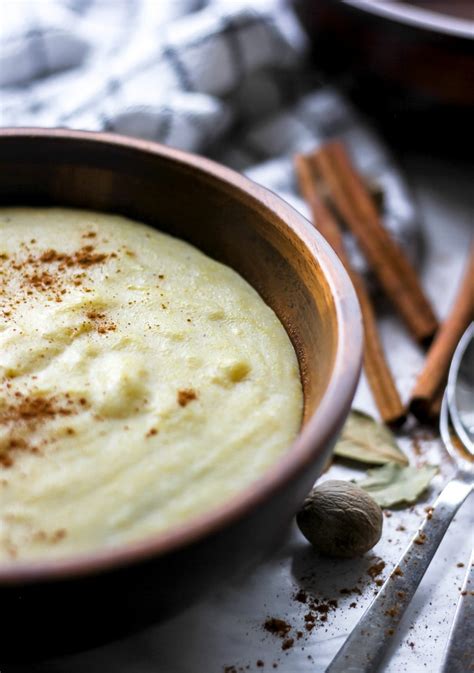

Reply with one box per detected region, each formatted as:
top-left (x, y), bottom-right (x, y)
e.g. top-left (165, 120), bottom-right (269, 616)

top-left (334, 410), bottom-right (408, 466)
top-left (357, 463), bottom-right (438, 508)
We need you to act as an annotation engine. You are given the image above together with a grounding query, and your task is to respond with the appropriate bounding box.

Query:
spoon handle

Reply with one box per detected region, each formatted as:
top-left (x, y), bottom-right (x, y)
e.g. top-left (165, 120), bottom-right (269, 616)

top-left (440, 547), bottom-right (474, 673)
top-left (326, 477), bottom-right (473, 673)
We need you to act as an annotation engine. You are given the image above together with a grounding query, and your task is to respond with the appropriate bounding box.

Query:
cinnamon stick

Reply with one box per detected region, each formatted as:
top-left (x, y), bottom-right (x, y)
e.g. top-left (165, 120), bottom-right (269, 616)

top-left (295, 154), bottom-right (406, 426)
top-left (312, 141), bottom-right (439, 345)
top-left (410, 247), bottom-right (473, 422)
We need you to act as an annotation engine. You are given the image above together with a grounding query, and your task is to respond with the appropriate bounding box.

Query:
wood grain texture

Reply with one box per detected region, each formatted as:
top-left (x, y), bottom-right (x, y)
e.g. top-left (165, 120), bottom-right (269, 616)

top-left (312, 141), bottom-right (438, 344)
top-left (410, 247), bottom-right (474, 421)
top-left (295, 153), bottom-right (406, 425)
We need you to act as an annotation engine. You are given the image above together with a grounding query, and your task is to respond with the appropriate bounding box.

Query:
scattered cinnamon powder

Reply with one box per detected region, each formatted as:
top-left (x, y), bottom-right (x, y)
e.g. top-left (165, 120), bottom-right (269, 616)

top-left (414, 532), bottom-right (427, 545)
top-left (0, 454), bottom-right (14, 468)
top-left (340, 586), bottom-right (362, 596)
top-left (177, 388), bottom-right (198, 407)
top-left (281, 638), bottom-right (294, 651)
top-left (86, 310), bottom-right (116, 334)
top-left (264, 618), bottom-right (291, 638)
top-left (0, 391), bottom-right (88, 467)
top-left (393, 566), bottom-right (404, 577)
top-left (425, 506), bottom-right (434, 520)
top-left (368, 560), bottom-right (386, 579)
top-left (294, 589), bottom-right (307, 603)
top-left (412, 435), bottom-right (423, 456)
top-left (1, 242), bottom-right (115, 311)
top-left (86, 310), bottom-right (105, 320)
top-left (39, 246), bottom-right (108, 268)
top-left (33, 528), bottom-right (67, 544)
top-left (304, 613), bottom-right (315, 625)
top-left (0, 393), bottom-right (75, 425)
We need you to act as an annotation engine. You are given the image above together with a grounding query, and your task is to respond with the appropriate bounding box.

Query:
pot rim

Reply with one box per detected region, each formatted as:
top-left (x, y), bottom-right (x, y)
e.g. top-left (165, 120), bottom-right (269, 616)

top-left (344, 0), bottom-right (474, 40)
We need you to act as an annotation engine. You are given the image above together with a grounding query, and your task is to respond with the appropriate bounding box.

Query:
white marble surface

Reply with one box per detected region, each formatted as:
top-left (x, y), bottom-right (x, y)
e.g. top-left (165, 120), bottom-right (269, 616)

top-left (7, 154), bottom-right (473, 673)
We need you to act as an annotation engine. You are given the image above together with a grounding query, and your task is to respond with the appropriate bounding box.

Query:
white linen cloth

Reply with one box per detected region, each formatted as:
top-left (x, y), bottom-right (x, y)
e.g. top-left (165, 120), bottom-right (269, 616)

top-left (0, 0), bottom-right (418, 274)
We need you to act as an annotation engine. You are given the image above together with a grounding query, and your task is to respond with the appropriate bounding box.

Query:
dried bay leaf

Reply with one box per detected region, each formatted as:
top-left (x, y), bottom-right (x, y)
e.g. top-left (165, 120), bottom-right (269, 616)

top-left (334, 410), bottom-right (408, 466)
top-left (357, 463), bottom-right (438, 508)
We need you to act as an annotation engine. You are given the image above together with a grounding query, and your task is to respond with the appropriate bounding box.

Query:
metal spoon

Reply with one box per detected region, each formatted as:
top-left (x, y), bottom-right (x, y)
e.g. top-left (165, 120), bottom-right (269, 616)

top-left (448, 323), bottom-right (474, 452)
top-left (440, 547), bottom-right (473, 673)
top-left (326, 324), bottom-right (474, 673)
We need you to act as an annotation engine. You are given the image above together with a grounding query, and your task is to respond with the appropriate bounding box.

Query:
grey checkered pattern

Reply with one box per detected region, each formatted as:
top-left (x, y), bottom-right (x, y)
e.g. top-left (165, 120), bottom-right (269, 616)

top-left (0, 0), bottom-right (419, 273)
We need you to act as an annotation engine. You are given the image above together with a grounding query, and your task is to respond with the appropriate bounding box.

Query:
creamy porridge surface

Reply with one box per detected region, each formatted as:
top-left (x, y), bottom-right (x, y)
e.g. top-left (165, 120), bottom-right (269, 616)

top-left (0, 208), bottom-right (302, 561)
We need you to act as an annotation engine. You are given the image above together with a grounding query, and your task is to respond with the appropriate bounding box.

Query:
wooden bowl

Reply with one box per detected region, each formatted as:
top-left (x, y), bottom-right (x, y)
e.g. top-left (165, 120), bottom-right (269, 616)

top-left (0, 129), bottom-right (362, 661)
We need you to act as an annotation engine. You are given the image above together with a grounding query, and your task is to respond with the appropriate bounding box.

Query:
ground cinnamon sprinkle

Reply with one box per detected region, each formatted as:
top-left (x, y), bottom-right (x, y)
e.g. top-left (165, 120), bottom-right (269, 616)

top-left (264, 618), bottom-right (291, 638)
top-left (340, 586), bottom-right (362, 596)
top-left (39, 246), bottom-right (109, 267)
top-left (33, 528), bottom-right (67, 544)
top-left (0, 242), bottom-right (114, 309)
top-left (177, 388), bottom-right (198, 407)
top-left (86, 310), bottom-right (116, 334)
top-left (0, 393), bottom-right (74, 425)
top-left (294, 589), bottom-right (307, 603)
top-left (367, 560), bottom-right (386, 579)
top-left (425, 506), bottom-right (434, 520)
top-left (0, 391), bottom-right (88, 467)
top-left (86, 310), bottom-right (105, 320)
top-left (0, 454), bottom-right (14, 468)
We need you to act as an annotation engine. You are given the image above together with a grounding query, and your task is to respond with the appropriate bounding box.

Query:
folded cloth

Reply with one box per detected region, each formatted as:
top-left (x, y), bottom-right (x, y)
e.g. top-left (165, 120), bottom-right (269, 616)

top-left (0, 1), bottom-right (89, 87)
top-left (0, 0), bottom-right (418, 273)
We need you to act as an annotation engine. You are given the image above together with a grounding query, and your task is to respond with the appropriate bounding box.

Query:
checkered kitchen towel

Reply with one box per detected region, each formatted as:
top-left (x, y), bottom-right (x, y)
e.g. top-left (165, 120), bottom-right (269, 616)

top-left (0, 0), bottom-right (418, 273)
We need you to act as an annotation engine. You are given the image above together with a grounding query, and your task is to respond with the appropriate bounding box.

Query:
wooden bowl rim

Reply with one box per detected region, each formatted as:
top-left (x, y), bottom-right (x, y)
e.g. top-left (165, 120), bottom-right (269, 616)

top-left (0, 128), bottom-right (362, 584)
top-left (344, 0), bottom-right (474, 40)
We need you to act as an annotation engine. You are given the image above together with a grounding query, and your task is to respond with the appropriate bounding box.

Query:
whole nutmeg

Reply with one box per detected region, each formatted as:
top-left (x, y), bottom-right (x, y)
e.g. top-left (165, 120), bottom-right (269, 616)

top-left (296, 480), bottom-right (383, 558)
